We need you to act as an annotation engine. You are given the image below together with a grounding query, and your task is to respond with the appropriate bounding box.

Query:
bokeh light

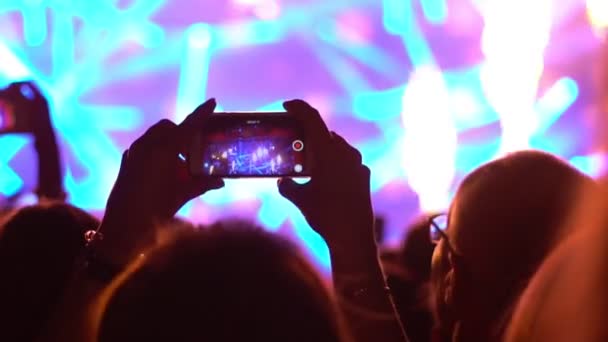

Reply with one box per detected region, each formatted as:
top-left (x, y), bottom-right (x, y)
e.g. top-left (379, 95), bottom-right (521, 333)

top-left (587, 0), bottom-right (608, 34)
top-left (401, 65), bottom-right (456, 212)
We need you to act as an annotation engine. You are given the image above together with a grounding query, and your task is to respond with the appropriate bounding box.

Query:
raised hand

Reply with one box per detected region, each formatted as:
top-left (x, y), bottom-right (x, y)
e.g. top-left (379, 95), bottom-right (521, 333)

top-left (2, 81), bottom-right (65, 200)
top-left (99, 99), bottom-right (223, 263)
top-left (277, 100), bottom-right (375, 252)
top-left (1, 81), bottom-right (53, 138)
top-left (278, 99), bottom-right (407, 342)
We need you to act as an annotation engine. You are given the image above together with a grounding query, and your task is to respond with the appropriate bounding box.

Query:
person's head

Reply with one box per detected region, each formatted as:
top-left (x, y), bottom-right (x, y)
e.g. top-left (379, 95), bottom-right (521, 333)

top-left (95, 220), bottom-right (348, 342)
top-left (505, 178), bottom-right (608, 342)
top-left (0, 202), bottom-right (99, 342)
top-left (503, 231), bottom-right (591, 342)
top-left (431, 150), bottom-right (592, 341)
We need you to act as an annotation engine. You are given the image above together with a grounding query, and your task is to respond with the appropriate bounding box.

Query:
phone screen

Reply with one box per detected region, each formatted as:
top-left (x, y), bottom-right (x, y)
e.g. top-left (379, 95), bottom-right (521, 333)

top-left (191, 112), bottom-right (310, 178)
top-left (0, 99), bottom-right (15, 131)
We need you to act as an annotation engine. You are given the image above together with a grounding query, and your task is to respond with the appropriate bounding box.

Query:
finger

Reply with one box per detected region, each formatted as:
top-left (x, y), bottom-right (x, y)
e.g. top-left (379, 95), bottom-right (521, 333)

top-left (360, 164), bottom-right (372, 183)
top-left (181, 176), bottom-right (225, 202)
top-left (138, 119), bottom-right (176, 142)
top-left (176, 158), bottom-right (223, 201)
top-left (180, 98), bottom-right (217, 131)
top-left (178, 98), bottom-right (217, 149)
top-left (108, 150), bottom-right (131, 198)
top-left (331, 131), bottom-right (363, 165)
top-left (277, 177), bottom-right (308, 208)
top-left (132, 119), bottom-right (178, 152)
top-left (357, 165), bottom-right (373, 197)
top-left (118, 149), bottom-right (130, 175)
top-left (283, 100), bottom-right (331, 156)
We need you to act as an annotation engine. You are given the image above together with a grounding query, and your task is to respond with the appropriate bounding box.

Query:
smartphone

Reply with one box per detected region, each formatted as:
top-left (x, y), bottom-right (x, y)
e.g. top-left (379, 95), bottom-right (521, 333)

top-left (0, 82), bottom-right (35, 133)
top-left (189, 112), bottom-right (311, 178)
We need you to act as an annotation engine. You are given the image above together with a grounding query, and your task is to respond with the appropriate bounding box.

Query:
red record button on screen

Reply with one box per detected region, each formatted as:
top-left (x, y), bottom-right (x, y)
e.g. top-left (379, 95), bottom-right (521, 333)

top-left (292, 140), bottom-right (304, 151)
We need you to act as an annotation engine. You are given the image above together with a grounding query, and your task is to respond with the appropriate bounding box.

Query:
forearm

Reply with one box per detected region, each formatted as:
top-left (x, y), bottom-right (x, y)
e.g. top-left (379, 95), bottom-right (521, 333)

top-left (329, 232), bottom-right (408, 342)
top-left (35, 132), bottom-right (65, 200)
top-left (94, 207), bottom-right (158, 267)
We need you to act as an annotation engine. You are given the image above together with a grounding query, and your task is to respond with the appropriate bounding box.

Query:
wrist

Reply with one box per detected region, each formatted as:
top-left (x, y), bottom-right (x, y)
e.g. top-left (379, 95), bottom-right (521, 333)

top-left (81, 231), bottom-right (125, 283)
top-left (331, 246), bottom-right (395, 318)
top-left (96, 210), bottom-right (156, 266)
top-left (36, 187), bottom-right (67, 201)
top-left (326, 222), bottom-right (378, 259)
top-left (329, 239), bottom-right (382, 277)
top-left (334, 277), bottom-right (395, 318)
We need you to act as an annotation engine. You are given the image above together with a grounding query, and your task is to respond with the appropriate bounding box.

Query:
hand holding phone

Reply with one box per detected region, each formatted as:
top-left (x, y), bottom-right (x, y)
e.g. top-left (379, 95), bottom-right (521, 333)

top-left (276, 100), bottom-right (373, 248)
top-left (275, 101), bottom-right (407, 342)
top-left (189, 112), bottom-right (311, 178)
top-left (0, 81), bottom-right (65, 200)
top-left (98, 100), bottom-right (224, 264)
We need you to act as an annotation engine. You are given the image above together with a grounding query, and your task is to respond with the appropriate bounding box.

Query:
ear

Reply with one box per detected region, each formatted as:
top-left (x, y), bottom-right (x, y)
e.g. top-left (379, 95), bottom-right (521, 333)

top-left (444, 254), bottom-right (478, 319)
top-left (443, 252), bottom-right (473, 314)
top-left (432, 267), bottom-right (458, 341)
top-left (443, 268), bottom-right (456, 309)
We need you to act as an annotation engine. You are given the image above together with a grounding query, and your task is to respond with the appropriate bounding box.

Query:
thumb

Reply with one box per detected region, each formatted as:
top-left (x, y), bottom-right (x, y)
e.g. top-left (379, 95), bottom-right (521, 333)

top-left (278, 178), bottom-right (308, 208)
top-left (115, 150), bottom-right (131, 181)
top-left (181, 176), bottom-right (224, 202)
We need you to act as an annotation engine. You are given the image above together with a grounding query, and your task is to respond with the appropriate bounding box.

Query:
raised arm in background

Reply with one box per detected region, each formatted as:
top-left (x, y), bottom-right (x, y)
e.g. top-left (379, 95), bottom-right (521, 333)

top-left (0, 81), bottom-right (65, 206)
top-left (27, 82), bottom-right (65, 201)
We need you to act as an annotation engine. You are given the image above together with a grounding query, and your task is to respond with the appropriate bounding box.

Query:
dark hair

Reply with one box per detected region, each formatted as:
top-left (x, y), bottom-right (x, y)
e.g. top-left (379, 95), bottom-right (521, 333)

top-left (433, 150), bottom-right (593, 341)
top-left (0, 202), bottom-right (99, 342)
top-left (97, 220), bottom-right (347, 342)
top-left (453, 150), bottom-right (591, 282)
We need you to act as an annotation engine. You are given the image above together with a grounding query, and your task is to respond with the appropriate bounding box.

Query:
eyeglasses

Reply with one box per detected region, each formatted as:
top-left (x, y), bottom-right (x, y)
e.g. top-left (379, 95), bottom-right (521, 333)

top-left (428, 213), bottom-right (461, 260)
top-left (429, 213), bottom-right (448, 244)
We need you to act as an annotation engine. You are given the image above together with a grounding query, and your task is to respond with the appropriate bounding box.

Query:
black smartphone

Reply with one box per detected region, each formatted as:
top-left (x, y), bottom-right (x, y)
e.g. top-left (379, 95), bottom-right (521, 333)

top-left (189, 112), bottom-right (311, 178)
top-left (0, 82), bottom-right (35, 133)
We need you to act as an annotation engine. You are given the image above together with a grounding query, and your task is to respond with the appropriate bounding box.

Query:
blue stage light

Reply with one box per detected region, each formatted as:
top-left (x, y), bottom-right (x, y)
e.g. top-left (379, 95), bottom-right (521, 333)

top-left (0, 135), bottom-right (29, 196)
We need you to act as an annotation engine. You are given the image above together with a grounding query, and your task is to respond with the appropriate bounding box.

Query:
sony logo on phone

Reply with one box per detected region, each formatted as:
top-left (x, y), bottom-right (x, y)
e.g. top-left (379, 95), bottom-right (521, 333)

top-left (246, 120), bottom-right (261, 124)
